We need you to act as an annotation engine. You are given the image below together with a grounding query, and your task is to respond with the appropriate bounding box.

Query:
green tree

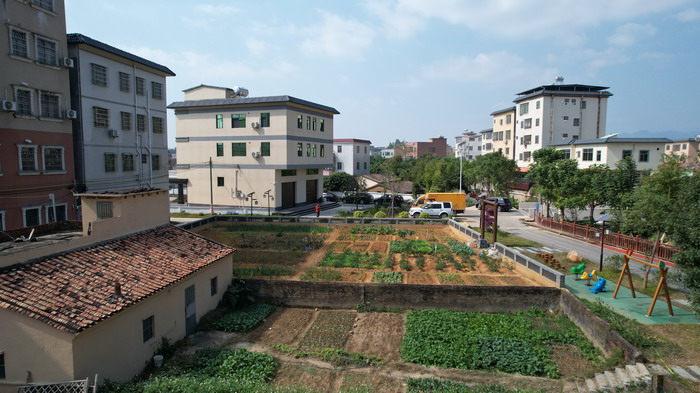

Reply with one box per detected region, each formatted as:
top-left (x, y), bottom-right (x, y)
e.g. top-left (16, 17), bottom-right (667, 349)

top-left (472, 152), bottom-right (519, 196)
top-left (323, 172), bottom-right (359, 192)
top-left (369, 155), bottom-right (386, 174)
top-left (575, 164), bottom-right (611, 224)
top-left (608, 156), bottom-right (640, 213)
top-left (527, 149), bottom-right (567, 217)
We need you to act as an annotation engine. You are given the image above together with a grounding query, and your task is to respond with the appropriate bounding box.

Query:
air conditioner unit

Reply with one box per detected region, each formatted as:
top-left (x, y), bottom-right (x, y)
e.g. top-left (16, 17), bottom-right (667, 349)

top-left (65, 109), bottom-right (78, 119)
top-left (251, 121), bottom-right (260, 129)
top-left (62, 57), bottom-right (74, 68)
top-left (251, 151), bottom-right (261, 158)
top-left (107, 129), bottom-right (119, 138)
top-left (234, 190), bottom-right (245, 198)
top-left (1, 100), bottom-right (17, 112)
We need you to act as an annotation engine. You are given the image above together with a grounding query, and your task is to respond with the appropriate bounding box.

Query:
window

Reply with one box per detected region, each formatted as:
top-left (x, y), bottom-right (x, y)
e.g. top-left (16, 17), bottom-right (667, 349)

top-left (534, 135), bottom-right (539, 144)
top-left (356, 162), bottom-right (360, 170)
top-left (104, 153), bottom-right (116, 172)
top-left (120, 112), bottom-right (132, 130)
top-left (522, 118), bottom-right (532, 129)
top-left (137, 114), bottom-right (146, 132)
top-left (297, 115), bottom-right (303, 128)
top-left (306, 143), bottom-right (311, 157)
top-left (261, 142), bottom-right (270, 156)
top-left (0, 211), bottom-right (5, 231)
top-left (320, 119), bottom-right (325, 131)
top-left (522, 135), bottom-right (532, 145)
top-left (622, 150), bottom-right (632, 158)
top-left (519, 102), bottom-right (529, 115)
top-left (152, 117), bottom-right (164, 133)
top-left (10, 27), bottom-right (29, 58)
top-left (682, 144), bottom-right (687, 149)
top-left (364, 146), bottom-right (368, 154)
top-left (311, 144), bottom-right (316, 157)
top-left (210, 277), bottom-right (218, 296)
top-left (535, 118), bottom-right (540, 127)
top-left (523, 152), bottom-right (532, 162)
top-left (306, 116), bottom-right (311, 130)
top-left (505, 147), bottom-right (509, 155)
top-left (297, 143), bottom-right (303, 157)
top-left (572, 135), bottom-right (579, 140)
top-left (563, 133), bottom-right (569, 138)
top-left (281, 169), bottom-right (296, 176)
top-left (312, 117), bottom-right (317, 131)
top-left (15, 88), bottom-right (32, 116)
top-left (217, 177), bottom-right (224, 187)
top-left (122, 153), bottom-right (134, 171)
top-left (582, 148), bottom-right (593, 161)
top-left (232, 143), bottom-right (246, 156)
top-left (596, 150), bottom-right (602, 161)
top-left (19, 145), bottom-right (37, 172)
top-left (573, 118), bottom-right (580, 126)
top-left (505, 130), bottom-right (511, 140)
top-left (40, 91), bottom-right (60, 118)
top-left (337, 162), bottom-right (342, 170)
top-left (231, 114), bottom-right (246, 128)
top-left (506, 114), bottom-right (512, 124)
top-left (261, 113), bottom-right (270, 127)
top-left (151, 82), bottom-right (163, 100)
top-left (36, 37), bottom-right (57, 66)
top-left (581, 100), bottom-right (587, 109)
top-left (93, 107), bottom-right (109, 128)
top-left (135, 77), bottom-right (145, 95)
top-left (499, 119), bottom-right (503, 125)
top-left (141, 154), bottom-right (148, 164)
top-left (356, 146), bottom-right (360, 153)
top-left (337, 145), bottom-right (342, 153)
top-left (536, 100), bottom-right (540, 109)
top-left (563, 116), bottom-right (569, 121)
top-left (216, 114), bottom-right (224, 128)
top-left (119, 72), bottom-right (130, 92)
top-left (561, 149), bottom-right (571, 159)
top-left (142, 315), bottom-right (154, 342)
top-left (216, 143), bottom-right (224, 157)
top-left (666, 145), bottom-right (671, 151)
top-left (565, 99), bottom-right (569, 105)
top-left (96, 201), bottom-right (113, 219)
top-left (639, 150), bottom-right (649, 162)
top-left (364, 162), bottom-right (367, 170)
top-left (43, 146), bottom-right (64, 171)
top-left (31, 0), bottom-right (55, 12)
top-left (307, 169), bottom-right (319, 175)
top-left (23, 206), bottom-right (41, 227)
top-left (45, 203), bottom-right (66, 224)
top-left (320, 144), bottom-right (325, 157)
top-left (572, 99), bottom-right (577, 105)
top-left (152, 155), bottom-right (160, 170)
top-left (91, 63), bottom-right (107, 86)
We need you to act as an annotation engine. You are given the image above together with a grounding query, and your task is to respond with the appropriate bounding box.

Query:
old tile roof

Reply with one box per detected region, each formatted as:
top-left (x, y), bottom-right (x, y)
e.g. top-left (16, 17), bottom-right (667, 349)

top-left (0, 225), bottom-right (233, 334)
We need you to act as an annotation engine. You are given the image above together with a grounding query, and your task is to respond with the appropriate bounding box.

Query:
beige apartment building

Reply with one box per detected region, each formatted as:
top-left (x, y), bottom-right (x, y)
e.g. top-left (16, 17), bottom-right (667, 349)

top-left (550, 136), bottom-right (670, 170)
top-left (665, 137), bottom-right (700, 167)
top-left (490, 106), bottom-right (516, 159)
top-left (170, 85), bottom-right (338, 210)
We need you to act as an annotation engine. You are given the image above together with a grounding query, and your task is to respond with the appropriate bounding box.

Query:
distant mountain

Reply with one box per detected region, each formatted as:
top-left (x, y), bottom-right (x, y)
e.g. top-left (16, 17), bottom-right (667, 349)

top-left (617, 130), bottom-right (698, 140)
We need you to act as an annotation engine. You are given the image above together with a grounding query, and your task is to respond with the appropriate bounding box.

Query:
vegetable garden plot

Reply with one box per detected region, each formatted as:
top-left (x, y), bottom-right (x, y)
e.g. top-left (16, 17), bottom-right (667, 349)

top-left (406, 272), bottom-right (439, 284)
top-left (298, 311), bottom-right (356, 351)
top-left (248, 308), bottom-right (315, 346)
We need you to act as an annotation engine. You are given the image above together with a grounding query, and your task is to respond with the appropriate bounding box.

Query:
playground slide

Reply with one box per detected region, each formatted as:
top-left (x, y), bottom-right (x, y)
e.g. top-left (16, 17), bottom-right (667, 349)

top-left (589, 278), bottom-right (607, 294)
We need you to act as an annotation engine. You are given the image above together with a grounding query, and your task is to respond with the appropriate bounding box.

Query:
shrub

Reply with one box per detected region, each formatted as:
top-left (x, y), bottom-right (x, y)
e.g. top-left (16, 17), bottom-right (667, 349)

top-left (373, 211), bottom-right (387, 218)
top-left (419, 211), bottom-right (430, 219)
top-left (372, 271), bottom-right (403, 283)
top-left (353, 210), bottom-right (366, 218)
top-left (398, 211), bottom-right (410, 218)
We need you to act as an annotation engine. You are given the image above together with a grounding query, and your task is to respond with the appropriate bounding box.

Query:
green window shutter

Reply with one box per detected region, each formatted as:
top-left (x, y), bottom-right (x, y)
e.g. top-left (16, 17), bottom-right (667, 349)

top-left (261, 113), bottom-right (270, 127)
top-left (261, 142), bottom-right (270, 156)
top-left (216, 114), bottom-right (223, 128)
top-left (231, 114), bottom-right (246, 128)
top-left (216, 143), bottom-right (224, 157)
top-left (232, 142), bottom-right (246, 156)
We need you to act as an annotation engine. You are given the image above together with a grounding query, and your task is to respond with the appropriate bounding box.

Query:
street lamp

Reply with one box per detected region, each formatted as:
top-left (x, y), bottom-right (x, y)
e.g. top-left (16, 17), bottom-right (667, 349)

top-left (456, 139), bottom-right (467, 193)
top-left (354, 187), bottom-right (358, 211)
top-left (263, 189), bottom-right (273, 216)
top-left (247, 192), bottom-right (256, 216)
top-left (597, 214), bottom-right (614, 272)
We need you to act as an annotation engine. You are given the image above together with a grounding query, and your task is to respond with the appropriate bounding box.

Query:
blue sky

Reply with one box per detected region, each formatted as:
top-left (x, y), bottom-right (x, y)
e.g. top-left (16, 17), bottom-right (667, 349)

top-left (65, 0), bottom-right (700, 148)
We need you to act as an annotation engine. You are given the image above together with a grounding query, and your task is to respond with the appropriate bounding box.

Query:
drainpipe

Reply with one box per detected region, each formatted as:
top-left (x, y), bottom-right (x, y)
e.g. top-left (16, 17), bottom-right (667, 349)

top-left (145, 83), bottom-right (153, 187)
top-left (133, 65), bottom-right (142, 186)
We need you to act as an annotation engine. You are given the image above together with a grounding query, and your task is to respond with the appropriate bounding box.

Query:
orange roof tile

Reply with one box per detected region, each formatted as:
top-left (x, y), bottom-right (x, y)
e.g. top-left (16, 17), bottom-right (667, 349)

top-left (0, 225), bottom-right (234, 334)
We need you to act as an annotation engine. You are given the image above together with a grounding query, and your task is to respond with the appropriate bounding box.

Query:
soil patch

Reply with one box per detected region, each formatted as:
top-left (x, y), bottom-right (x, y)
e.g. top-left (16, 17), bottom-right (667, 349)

top-left (339, 371), bottom-right (403, 393)
top-left (406, 272), bottom-right (438, 285)
top-left (345, 313), bottom-right (405, 362)
top-left (550, 344), bottom-right (598, 378)
top-left (272, 363), bottom-right (336, 392)
top-left (645, 324), bottom-right (700, 366)
top-left (298, 310), bottom-right (356, 351)
top-left (340, 270), bottom-right (368, 282)
top-left (248, 308), bottom-right (315, 346)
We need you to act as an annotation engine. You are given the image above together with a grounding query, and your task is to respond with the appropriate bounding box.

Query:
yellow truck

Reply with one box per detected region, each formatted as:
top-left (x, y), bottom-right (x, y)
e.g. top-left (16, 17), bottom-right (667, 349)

top-left (412, 192), bottom-right (467, 213)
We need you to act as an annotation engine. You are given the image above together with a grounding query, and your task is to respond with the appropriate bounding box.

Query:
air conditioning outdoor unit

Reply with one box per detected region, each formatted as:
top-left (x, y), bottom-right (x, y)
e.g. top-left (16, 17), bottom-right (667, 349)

top-left (108, 129), bottom-right (119, 138)
top-left (251, 151), bottom-right (261, 158)
top-left (65, 109), bottom-right (78, 119)
top-left (1, 100), bottom-right (17, 112)
top-left (62, 58), bottom-right (74, 68)
top-left (251, 121), bottom-right (260, 129)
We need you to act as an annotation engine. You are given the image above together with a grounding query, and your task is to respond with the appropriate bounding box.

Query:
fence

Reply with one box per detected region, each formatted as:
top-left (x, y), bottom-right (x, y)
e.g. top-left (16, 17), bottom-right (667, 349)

top-left (534, 212), bottom-right (678, 263)
top-left (17, 377), bottom-right (94, 393)
top-left (177, 215), bottom-right (446, 230)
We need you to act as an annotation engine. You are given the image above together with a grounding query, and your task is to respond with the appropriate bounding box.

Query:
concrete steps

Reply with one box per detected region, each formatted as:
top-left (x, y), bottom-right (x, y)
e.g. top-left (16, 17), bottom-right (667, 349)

top-left (571, 363), bottom-right (700, 392)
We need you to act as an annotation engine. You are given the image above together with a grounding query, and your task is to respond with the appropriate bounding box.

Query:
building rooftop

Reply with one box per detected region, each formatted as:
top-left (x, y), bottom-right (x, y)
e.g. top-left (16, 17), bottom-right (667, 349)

top-left (334, 139), bottom-right (372, 144)
top-left (0, 225), bottom-right (234, 334)
top-left (513, 84), bottom-right (612, 103)
top-left (67, 34), bottom-right (175, 76)
top-left (549, 136), bottom-right (673, 147)
top-left (168, 95), bottom-right (340, 114)
top-left (490, 106), bottom-right (516, 116)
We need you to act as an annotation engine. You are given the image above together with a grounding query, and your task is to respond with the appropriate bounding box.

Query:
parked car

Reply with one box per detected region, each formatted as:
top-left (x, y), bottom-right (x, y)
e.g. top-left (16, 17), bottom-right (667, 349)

top-left (321, 192), bottom-right (337, 202)
top-left (374, 194), bottom-right (404, 206)
top-left (409, 201), bottom-right (453, 218)
top-left (342, 191), bottom-right (374, 204)
top-left (475, 197), bottom-right (512, 212)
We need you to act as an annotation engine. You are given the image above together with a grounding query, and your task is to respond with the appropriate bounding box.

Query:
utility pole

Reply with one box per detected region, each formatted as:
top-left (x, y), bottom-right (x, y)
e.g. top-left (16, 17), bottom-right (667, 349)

top-left (209, 157), bottom-right (213, 215)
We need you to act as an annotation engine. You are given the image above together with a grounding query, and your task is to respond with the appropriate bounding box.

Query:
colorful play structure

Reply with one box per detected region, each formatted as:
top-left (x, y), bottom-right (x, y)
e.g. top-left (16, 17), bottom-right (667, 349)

top-left (578, 269), bottom-right (607, 293)
top-left (613, 249), bottom-right (674, 317)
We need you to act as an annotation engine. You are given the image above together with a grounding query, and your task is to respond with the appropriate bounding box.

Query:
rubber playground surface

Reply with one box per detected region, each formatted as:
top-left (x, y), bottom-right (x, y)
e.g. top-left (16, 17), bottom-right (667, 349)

top-left (565, 276), bottom-right (700, 325)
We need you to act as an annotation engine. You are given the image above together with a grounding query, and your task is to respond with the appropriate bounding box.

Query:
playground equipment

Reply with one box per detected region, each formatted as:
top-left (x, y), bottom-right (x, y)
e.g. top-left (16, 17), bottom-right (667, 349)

top-left (570, 263), bottom-right (586, 278)
top-left (590, 278), bottom-right (607, 293)
top-left (613, 249), bottom-right (674, 317)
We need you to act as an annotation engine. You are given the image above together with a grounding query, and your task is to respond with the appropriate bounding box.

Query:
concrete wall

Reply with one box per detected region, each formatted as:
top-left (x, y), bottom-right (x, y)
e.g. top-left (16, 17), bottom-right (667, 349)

top-left (80, 189), bottom-right (170, 238)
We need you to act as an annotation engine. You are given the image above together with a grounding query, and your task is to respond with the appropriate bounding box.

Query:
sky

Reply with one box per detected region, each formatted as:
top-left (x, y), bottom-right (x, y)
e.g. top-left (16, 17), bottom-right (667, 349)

top-left (65, 0), bottom-right (700, 148)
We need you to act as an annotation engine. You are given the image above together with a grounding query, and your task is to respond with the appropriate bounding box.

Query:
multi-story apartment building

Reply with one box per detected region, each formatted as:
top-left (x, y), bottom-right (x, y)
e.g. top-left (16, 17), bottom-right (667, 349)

top-left (404, 137), bottom-right (448, 159)
top-left (480, 129), bottom-right (494, 155)
top-left (550, 136), bottom-right (670, 170)
top-left (0, 0), bottom-right (76, 231)
top-left (170, 85), bottom-right (338, 210)
top-left (490, 106), bottom-right (516, 159)
top-left (334, 139), bottom-right (371, 175)
top-left (454, 131), bottom-right (481, 161)
top-left (665, 137), bottom-right (700, 166)
top-left (67, 34), bottom-right (175, 193)
top-left (513, 84), bottom-right (612, 168)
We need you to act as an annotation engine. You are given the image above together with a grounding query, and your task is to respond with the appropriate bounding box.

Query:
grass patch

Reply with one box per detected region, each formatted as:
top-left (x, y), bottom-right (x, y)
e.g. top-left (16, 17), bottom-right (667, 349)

top-left (579, 299), bottom-right (658, 349)
top-left (406, 378), bottom-right (546, 393)
top-left (300, 268), bottom-right (343, 281)
top-left (234, 265), bottom-right (294, 278)
top-left (474, 227), bottom-right (543, 248)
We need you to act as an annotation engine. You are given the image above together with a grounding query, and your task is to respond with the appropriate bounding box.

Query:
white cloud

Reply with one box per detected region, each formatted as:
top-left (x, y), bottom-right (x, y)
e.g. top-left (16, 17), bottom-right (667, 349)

top-left (675, 8), bottom-right (700, 21)
top-left (300, 11), bottom-right (375, 59)
top-left (364, 0), bottom-right (425, 39)
top-left (608, 23), bottom-right (656, 46)
top-left (246, 38), bottom-right (269, 56)
top-left (195, 4), bottom-right (238, 15)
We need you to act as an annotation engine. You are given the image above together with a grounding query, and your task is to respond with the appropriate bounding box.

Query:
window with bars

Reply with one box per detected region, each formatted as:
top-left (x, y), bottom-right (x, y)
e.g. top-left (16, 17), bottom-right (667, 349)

top-left (20, 145), bottom-right (37, 172)
top-left (261, 113), bottom-right (270, 127)
top-left (15, 89), bottom-right (32, 115)
top-left (93, 107), bottom-right (109, 128)
top-left (135, 77), bottom-right (145, 95)
top-left (151, 82), bottom-right (163, 99)
top-left (573, 118), bottom-right (580, 126)
top-left (152, 155), bottom-right (161, 170)
top-left (40, 92), bottom-right (60, 118)
top-left (261, 142), bottom-right (270, 156)
top-left (119, 72), bottom-right (130, 92)
top-left (152, 117), bottom-right (164, 133)
top-left (104, 153), bottom-right (116, 172)
top-left (43, 146), bottom-right (64, 171)
top-left (122, 153), bottom-right (134, 171)
top-left (31, 0), bottom-right (55, 11)
top-left (231, 114), bottom-right (246, 128)
top-left (137, 114), bottom-right (146, 132)
top-left (97, 201), bottom-right (113, 219)
top-left (10, 28), bottom-right (29, 58)
top-left (91, 63), bottom-right (107, 86)
top-left (36, 37), bottom-right (57, 65)
top-left (142, 315), bottom-right (154, 342)
top-left (121, 112), bottom-right (132, 130)
top-left (232, 143), bottom-right (246, 156)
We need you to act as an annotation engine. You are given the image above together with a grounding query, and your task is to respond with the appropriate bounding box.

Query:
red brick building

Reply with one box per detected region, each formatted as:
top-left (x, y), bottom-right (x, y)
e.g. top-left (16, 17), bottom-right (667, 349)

top-left (404, 137), bottom-right (448, 159)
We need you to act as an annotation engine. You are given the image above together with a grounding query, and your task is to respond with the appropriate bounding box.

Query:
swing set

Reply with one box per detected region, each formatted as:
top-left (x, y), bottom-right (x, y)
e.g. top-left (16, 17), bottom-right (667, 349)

top-left (612, 249), bottom-right (673, 317)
